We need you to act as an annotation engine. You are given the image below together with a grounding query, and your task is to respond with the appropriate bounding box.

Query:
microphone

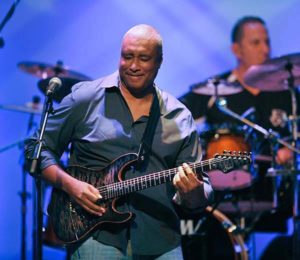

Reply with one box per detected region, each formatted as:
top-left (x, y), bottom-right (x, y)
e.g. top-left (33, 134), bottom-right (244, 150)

top-left (46, 77), bottom-right (62, 96)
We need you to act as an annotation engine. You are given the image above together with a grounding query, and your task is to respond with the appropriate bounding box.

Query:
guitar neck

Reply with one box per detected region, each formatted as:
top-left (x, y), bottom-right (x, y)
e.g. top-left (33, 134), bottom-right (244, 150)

top-left (100, 157), bottom-right (222, 200)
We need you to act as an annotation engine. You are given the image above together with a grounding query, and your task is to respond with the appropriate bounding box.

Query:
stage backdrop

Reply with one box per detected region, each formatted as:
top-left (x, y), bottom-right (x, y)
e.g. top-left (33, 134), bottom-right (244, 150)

top-left (0, 1), bottom-right (299, 259)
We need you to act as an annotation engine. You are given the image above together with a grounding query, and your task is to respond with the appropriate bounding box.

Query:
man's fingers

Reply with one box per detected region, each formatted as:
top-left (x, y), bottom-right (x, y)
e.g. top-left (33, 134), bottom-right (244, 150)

top-left (173, 169), bottom-right (188, 193)
top-left (76, 197), bottom-right (105, 216)
top-left (80, 203), bottom-right (105, 216)
top-left (76, 184), bottom-right (106, 216)
top-left (86, 185), bottom-right (102, 202)
top-left (182, 163), bottom-right (196, 177)
top-left (177, 166), bottom-right (190, 184)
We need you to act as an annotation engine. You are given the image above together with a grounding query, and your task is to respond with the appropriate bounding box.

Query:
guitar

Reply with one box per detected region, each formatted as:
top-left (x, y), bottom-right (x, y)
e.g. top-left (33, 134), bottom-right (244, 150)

top-left (47, 151), bottom-right (251, 245)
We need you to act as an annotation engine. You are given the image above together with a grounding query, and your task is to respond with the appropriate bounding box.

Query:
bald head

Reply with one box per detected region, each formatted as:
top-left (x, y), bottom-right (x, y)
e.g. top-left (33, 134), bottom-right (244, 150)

top-left (122, 24), bottom-right (163, 62)
top-left (119, 24), bottom-right (163, 96)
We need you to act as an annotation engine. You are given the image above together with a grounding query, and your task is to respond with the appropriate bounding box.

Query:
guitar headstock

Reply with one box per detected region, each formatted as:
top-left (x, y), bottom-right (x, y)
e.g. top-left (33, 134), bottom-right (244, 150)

top-left (213, 150), bottom-right (252, 173)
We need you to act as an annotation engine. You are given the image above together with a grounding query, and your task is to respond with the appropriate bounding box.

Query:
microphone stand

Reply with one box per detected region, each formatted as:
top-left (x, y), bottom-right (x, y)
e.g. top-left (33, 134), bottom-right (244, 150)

top-left (29, 94), bottom-right (54, 260)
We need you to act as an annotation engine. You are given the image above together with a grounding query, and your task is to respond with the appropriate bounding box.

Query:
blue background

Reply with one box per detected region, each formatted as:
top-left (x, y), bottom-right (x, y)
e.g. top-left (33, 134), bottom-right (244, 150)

top-left (0, 1), bottom-right (299, 259)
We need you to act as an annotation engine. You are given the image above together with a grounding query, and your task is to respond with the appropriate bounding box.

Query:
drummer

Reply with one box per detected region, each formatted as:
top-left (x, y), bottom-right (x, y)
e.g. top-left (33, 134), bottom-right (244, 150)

top-left (179, 16), bottom-right (300, 232)
top-left (180, 15), bottom-right (296, 169)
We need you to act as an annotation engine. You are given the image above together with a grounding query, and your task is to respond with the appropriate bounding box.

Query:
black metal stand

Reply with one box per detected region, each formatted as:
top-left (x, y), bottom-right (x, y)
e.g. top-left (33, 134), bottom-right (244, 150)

top-left (19, 162), bottom-right (30, 260)
top-left (0, 0), bottom-right (21, 48)
top-left (217, 98), bottom-right (300, 155)
top-left (285, 62), bottom-right (300, 260)
top-left (20, 111), bottom-right (36, 260)
top-left (29, 95), bottom-right (54, 260)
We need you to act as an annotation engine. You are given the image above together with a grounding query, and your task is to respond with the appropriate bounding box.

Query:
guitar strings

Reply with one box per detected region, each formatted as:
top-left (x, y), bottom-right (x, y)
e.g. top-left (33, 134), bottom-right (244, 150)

top-left (96, 155), bottom-right (250, 198)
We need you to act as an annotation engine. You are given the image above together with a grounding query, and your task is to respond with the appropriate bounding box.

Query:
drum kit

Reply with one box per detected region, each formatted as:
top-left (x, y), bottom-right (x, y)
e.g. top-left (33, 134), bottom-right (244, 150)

top-left (182, 53), bottom-right (300, 260)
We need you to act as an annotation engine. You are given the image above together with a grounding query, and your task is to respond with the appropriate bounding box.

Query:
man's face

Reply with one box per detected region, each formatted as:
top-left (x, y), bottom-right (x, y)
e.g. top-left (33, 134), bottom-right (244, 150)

top-left (119, 34), bottom-right (161, 95)
top-left (232, 22), bottom-right (270, 69)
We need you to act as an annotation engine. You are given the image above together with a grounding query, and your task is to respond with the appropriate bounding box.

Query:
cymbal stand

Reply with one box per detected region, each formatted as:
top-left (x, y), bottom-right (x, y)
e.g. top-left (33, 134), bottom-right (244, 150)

top-left (285, 61), bottom-right (300, 260)
top-left (20, 109), bottom-right (37, 260)
top-left (0, 97), bottom-right (40, 260)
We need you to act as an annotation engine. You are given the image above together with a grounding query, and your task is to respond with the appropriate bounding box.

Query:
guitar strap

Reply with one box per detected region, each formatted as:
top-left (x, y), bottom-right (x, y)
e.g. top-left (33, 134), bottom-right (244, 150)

top-left (137, 89), bottom-right (160, 166)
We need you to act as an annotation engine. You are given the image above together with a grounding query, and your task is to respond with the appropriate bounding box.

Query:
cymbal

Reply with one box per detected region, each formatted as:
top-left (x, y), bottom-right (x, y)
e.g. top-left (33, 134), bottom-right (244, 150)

top-left (18, 60), bottom-right (92, 80)
top-left (192, 79), bottom-right (243, 96)
top-left (244, 53), bottom-right (300, 91)
top-left (0, 103), bottom-right (43, 115)
top-left (38, 77), bottom-right (82, 102)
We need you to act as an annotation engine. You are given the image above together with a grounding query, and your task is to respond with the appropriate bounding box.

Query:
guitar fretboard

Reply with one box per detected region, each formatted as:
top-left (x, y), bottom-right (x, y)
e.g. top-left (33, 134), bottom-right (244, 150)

top-left (98, 156), bottom-right (240, 200)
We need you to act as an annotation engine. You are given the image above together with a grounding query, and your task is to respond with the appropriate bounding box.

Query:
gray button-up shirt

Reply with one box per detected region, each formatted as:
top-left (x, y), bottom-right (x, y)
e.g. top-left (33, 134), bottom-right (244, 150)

top-left (29, 71), bottom-right (212, 255)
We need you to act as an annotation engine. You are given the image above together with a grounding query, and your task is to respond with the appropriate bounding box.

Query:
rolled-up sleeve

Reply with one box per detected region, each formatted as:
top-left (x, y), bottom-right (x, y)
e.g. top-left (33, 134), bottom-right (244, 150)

top-left (24, 83), bottom-right (85, 171)
top-left (173, 110), bottom-right (214, 211)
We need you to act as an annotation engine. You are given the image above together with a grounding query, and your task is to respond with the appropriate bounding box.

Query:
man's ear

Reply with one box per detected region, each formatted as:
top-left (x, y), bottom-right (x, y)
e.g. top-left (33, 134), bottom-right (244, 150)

top-left (231, 43), bottom-right (241, 59)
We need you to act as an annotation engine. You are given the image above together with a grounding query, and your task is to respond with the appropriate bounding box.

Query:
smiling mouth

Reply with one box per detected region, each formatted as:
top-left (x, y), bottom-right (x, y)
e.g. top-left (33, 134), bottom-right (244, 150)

top-left (127, 74), bottom-right (143, 81)
top-left (127, 73), bottom-right (143, 77)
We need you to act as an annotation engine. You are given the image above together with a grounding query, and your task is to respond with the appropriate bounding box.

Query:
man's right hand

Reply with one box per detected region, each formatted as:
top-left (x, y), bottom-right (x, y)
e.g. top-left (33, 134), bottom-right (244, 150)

top-left (42, 164), bottom-right (106, 216)
top-left (65, 179), bottom-right (106, 216)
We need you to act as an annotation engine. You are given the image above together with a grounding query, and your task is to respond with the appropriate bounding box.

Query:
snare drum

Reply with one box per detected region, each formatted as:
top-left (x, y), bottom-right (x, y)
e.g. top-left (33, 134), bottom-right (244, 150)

top-left (203, 128), bottom-right (253, 190)
top-left (181, 206), bottom-right (248, 260)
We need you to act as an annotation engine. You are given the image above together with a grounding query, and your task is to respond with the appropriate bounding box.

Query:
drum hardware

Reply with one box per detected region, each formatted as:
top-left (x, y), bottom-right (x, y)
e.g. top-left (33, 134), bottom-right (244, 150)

top-left (244, 53), bottom-right (300, 260)
top-left (194, 80), bottom-right (256, 192)
top-left (0, 95), bottom-right (41, 260)
top-left (181, 206), bottom-right (248, 260)
top-left (18, 60), bottom-right (92, 80)
top-left (0, 0), bottom-right (23, 260)
top-left (0, 96), bottom-right (42, 153)
top-left (267, 168), bottom-right (300, 177)
top-left (244, 53), bottom-right (300, 92)
top-left (217, 97), bottom-right (299, 210)
top-left (217, 97), bottom-right (300, 155)
top-left (0, 0), bottom-right (21, 49)
top-left (192, 77), bottom-right (243, 96)
top-left (0, 103), bottom-right (43, 115)
top-left (265, 168), bottom-right (295, 212)
top-left (253, 154), bottom-right (273, 162)
top-left (201, 124), bottom-right (255, 191)
top-left (18, 60), bottom-right (92, 103)
top-left (205, 133), bottom-right (253, 191)
top-left (240, 107), bottom-right (255, 120)
top-left (211, 190), bottom-right (250, 235)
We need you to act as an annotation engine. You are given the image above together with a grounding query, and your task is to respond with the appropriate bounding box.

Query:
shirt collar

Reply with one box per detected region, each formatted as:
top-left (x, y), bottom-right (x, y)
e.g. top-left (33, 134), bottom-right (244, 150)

top-left (101, 71), bottom-right (120, 89)
top-left (101, 70), bottom-right (165, 115)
